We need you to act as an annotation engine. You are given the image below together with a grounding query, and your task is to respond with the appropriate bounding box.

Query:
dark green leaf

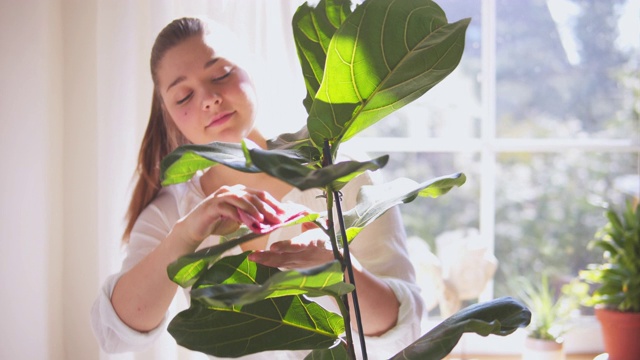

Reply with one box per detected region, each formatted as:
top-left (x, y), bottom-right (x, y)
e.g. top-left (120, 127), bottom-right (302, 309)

top-left (169, 253), bottom-right (345, 357)
top-left (342, 173), bottom-right (466, 242)
top-left (303, 342), bottom-right (349, 360)
top-left (249, 147), bottom-right (388, 191)
top-left (390, 297), bottom-right (531, 360)
top-left (307, 0), bottom-right (470, 147)
top-left (160, 142), bottom-right (260, 186)
top-left (589, 239), bottom-right (619, 256)
top-left (266, 126), bottom-right (321, 162)
top-left (191, 259), bottom-right (354, 307)
top-left (293, 0), bottom-right (353, 112)
top-left (169, 296), bottom-right (344, 357)
top-left (607, 208), bottom-right (624, 232)
top-left (167, 213), bottom-right (319, 287)
top-left (167, 232), bottom-right (262, 288)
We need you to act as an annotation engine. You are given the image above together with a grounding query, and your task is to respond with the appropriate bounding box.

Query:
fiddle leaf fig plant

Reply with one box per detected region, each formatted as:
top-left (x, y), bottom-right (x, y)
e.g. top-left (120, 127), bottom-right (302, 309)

top-left (160, 0), bottom-right (531, 358)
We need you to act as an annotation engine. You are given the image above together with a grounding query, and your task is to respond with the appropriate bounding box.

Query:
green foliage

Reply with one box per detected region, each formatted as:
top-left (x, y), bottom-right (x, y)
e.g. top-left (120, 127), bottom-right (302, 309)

top-left (248, 147), bottom-right (389, 191)
top-left (293, 0), bottom-right (352, 113)
top-left (580, 202), bottom-right (640, 313)
top-left (169, 253), bottom-right (346, 358)
top-left (515, 275), bottom-right (585, 341)
top-left (167, 213), bottom-right (319, 288)
top-left (305, 0), bottom-right (470, 149)
top-left (304, 345), bottom-right (349, 360)
top-left (160, 0), bottom-right (531, 358)
top-left (161, 142), bottom-right (261, 186)
top-left (190, 259), bottom-right (354, 307)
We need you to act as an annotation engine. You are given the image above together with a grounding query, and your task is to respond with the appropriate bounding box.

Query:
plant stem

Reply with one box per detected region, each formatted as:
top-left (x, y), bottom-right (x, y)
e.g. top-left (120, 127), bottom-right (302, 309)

top-left (323, 140), bottom-right (368, 359)
top-left (322, 194), bottom-right (344, 263)
top-left (321, 162), bottom-right (356, 359)
top-left (333, 189), bottom-right (368, 360)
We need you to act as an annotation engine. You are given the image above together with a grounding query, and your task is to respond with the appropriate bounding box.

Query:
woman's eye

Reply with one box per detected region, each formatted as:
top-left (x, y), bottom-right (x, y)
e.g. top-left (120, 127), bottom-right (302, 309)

top-left (177, 92), bottom-right (192, 105)
top-left (212, 68), bottom-right (233, 82)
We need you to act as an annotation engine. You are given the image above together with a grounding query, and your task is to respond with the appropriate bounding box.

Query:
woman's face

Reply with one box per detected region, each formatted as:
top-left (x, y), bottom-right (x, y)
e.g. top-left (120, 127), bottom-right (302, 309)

top-left (156, 34), bottom-right (257, 144)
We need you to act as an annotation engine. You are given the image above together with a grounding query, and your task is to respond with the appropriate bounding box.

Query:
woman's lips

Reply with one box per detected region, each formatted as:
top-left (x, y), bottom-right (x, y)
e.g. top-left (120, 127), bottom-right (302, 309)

top-left (206, 111), bottom-right (235, 128)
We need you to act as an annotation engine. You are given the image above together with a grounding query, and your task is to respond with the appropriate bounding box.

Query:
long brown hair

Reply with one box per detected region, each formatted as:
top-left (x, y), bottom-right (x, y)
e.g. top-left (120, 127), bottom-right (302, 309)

top-left (123, 18), bottom-right (205, 241)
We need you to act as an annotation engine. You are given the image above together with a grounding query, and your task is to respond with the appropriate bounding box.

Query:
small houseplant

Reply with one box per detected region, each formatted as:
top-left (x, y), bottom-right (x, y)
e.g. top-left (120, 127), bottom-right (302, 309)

top-left (517, 275), bottom-right (584, 360)
top-left (580, 201), bottom-right (640, 360)
top-left (160, 0), bottom-right (532, 358)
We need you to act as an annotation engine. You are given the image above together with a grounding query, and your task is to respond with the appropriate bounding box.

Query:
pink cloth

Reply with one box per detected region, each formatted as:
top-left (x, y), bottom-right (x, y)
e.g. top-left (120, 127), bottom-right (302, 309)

top-left (237, 203), bottom-right (308, 234)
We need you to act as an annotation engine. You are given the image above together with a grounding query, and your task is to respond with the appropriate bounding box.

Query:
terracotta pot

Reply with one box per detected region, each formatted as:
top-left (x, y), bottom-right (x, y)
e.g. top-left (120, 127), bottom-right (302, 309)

top-left (595, 308), bottom-right (640, 360)
top-left (522, 337), bottom-right (565, 360)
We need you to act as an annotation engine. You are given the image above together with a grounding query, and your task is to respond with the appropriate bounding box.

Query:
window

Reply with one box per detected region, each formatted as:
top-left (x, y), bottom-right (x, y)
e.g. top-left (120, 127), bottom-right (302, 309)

top-left (345, 0), bottom-right (640, 324)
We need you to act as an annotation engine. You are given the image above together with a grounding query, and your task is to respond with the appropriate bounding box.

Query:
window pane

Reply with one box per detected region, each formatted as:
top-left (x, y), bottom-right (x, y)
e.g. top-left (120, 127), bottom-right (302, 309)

top-left (369, 151), bottom-right (481, 317)
top-left (496, 0), bottom-right (640, 139)
top-left (493, 151), bottom-right (639, 299)
top-left (369, 151), bottom-right (480, 244)
top-left (358, 0), bottom-right (482, 139)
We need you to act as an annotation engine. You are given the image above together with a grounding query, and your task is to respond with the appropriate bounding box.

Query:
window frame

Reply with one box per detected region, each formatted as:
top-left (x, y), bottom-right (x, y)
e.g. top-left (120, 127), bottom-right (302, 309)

top-left (343, 0), bottom-right (639, 354)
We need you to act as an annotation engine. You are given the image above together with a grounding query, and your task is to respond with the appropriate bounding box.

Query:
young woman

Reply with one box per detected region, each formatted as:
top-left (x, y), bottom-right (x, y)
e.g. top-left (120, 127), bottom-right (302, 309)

top-left (91, 17), bottom-right (424, 359)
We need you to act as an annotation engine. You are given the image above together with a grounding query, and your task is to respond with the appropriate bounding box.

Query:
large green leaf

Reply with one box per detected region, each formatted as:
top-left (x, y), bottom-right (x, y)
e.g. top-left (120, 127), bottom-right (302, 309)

top-left (167, 213), bottom-right (319, 287)
top-left (249, 147), bottom-right (388, 191)
top-left (342, 173), bottom-right (466, 242)
top-left (293, 0), bottom-right (353, 112)
top-left (168, 253), bottom-right (345, 357)
top-left (167, 232), bottom-right (262, 288)
top-left (160, 142), bottom-right (261, 186)
top-left (390, 297), bottom-right (531, 360)
top-left (169, 296), bottom-right (344, 357)
top-left (307, 0), bottom-right (470, 147)
top-left (191, 259), bottom-right (354, 307)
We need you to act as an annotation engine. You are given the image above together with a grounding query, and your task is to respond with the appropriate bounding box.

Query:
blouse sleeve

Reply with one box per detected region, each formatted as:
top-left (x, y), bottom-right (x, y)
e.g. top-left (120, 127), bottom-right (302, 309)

top-left (90, 189), bottom-right (179, 353)
top-left (341, 171), bottom-right (425, 358)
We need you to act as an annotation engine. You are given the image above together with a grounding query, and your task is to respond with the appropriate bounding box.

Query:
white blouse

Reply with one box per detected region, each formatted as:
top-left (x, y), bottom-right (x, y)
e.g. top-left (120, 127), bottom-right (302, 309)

top-left (91, 170), bottom-right (424, 359)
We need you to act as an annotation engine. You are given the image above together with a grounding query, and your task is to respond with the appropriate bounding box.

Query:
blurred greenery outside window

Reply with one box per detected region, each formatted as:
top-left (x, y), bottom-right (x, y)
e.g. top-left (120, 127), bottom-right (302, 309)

top-left (344, 0), bottom-right (639, 318)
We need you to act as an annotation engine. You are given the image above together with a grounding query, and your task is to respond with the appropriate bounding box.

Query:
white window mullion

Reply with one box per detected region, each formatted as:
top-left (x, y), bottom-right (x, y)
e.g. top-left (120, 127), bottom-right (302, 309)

top-left (478, 0), bottom-right (497, 302)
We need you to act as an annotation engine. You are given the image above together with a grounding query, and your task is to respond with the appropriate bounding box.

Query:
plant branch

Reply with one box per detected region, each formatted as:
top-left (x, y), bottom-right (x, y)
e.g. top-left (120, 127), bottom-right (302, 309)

top-left (320, 198), bottom-right (344, 264)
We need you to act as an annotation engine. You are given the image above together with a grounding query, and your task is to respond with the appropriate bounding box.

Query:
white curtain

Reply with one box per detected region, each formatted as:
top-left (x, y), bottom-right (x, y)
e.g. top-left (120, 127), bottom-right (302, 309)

top-left (0, 1), bottom-right (307, 359)
top-left (96, 1), bottom-right (308, 360)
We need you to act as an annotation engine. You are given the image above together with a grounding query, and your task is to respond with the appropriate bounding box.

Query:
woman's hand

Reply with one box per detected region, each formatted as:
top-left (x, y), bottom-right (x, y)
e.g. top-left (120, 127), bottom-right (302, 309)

top-left (248, 227), bottom-right (334, 269)
top-left (176, 184), bottom-right (284, 247)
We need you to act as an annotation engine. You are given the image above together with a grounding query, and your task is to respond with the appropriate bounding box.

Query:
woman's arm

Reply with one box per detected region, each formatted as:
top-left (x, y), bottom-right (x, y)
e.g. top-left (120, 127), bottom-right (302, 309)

top-left (111, 185), bottom-right (284, 332)
top-left (111, 221), bottom-right (197, 332)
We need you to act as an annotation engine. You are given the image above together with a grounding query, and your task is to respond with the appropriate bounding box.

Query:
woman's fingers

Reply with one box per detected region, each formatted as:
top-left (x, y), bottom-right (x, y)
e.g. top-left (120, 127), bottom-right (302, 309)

top-left (248, 237), bottom-right (333, 269)
top-left (215, 185), bottom-right (283, 224)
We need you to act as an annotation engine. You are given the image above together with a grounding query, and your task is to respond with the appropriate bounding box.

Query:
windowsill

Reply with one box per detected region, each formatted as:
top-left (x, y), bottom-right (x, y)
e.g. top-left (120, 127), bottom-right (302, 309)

top-left (423, 315), bottom-right (604, 356)
top-left (444, 355), bottom-right (601, 360)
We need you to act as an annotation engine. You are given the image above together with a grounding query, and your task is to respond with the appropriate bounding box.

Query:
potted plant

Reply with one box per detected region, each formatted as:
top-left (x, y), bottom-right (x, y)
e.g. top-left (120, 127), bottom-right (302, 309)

top-left (159, 0), bottom-right (532, 358)
top-left (580, 201), bottom-right (640, 360)
top-left (517, 275), bottom-right (584, 360)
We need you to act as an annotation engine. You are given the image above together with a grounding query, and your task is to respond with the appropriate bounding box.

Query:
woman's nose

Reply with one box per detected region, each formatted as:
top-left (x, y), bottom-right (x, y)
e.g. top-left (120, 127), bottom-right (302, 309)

top-left (202, 92), bottom-right (222, 110)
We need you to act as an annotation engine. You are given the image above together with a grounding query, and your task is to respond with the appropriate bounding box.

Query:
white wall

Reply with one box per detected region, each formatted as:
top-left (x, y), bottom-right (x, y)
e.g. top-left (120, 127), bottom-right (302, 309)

top-left (62, 0), bottom-right (101, 358)
top-left (0, 0), bottom-right (66, 359)
top-left (0, 1), bottom-right (307, 359)
top-left (0, 0), bottom-right (112, 358)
